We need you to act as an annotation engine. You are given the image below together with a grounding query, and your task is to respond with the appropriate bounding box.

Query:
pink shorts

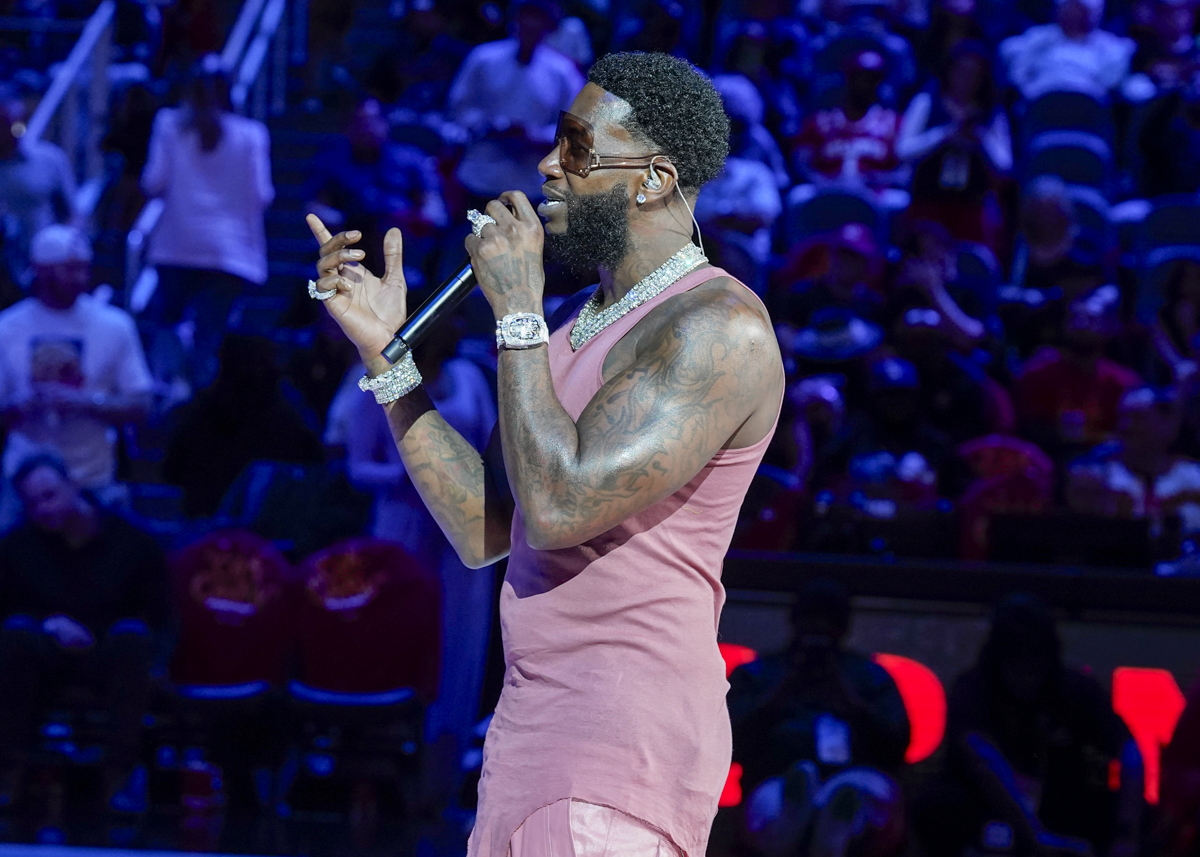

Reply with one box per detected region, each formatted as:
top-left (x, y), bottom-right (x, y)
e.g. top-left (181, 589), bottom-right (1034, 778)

top-left (506, 799), bottom-right (682, 857)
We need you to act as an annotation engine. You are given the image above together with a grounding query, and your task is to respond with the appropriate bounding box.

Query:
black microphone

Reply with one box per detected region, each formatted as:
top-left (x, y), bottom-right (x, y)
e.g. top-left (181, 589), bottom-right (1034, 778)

top-left (380, 262), bottom-right (476, 364)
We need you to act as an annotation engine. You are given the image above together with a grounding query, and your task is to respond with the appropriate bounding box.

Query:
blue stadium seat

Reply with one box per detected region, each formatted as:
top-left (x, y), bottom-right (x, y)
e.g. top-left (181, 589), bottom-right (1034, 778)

top-left (1025, 132), bottom-right (1114, 194)
top-left (1021, 91), bottom-right (1114, 148)
top-left (783, 186), bottom-right (885, 247)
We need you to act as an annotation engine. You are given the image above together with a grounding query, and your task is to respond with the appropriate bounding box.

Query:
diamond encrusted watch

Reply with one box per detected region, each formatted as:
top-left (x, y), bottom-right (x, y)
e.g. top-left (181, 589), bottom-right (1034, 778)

top-left (496, 313), bottom-right (550, 350)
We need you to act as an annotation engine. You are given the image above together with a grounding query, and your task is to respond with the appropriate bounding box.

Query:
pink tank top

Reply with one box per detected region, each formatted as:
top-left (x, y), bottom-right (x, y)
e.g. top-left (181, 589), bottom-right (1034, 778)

top-left (468, 266), bottom-right (781, 857)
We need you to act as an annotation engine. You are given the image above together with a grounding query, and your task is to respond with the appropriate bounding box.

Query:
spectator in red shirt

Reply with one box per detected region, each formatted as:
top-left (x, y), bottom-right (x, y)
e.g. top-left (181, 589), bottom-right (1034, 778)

top-left (1015, 285), bottom-right (1142, 461)
top-left (791, 51), bottom-right (905, 194)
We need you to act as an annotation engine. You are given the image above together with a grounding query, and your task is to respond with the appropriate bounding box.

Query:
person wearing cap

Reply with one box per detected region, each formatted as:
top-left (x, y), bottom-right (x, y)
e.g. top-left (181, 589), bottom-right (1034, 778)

top-left (0, 97), bottom-right (78, 287)
top-left (0, 225), bottom-right (152, 511)
top-left (791, 50), bottom-right (907, 200)
top-left (999, 0), bottom-right (1136, 99)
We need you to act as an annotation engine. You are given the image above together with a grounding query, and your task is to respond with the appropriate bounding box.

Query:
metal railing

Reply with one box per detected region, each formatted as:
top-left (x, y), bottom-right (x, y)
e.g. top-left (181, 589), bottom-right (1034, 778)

top-left (124, 0), bottom-right (297, 305)
top-left (23, 0), bottom-right (115, 219)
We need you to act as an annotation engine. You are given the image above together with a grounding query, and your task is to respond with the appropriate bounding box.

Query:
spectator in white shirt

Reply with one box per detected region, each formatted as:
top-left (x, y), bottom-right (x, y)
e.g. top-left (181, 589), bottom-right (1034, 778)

top-left (999, 0), bottom-right (1136, 100)
top-left (0, 226), bottom-right (152, 512)
top-left (0, 98), bottom-right (77, 287)
top-left (447, 0), bottom-right (584, 203)
top-left (140, 58), bottom-right (274, 387)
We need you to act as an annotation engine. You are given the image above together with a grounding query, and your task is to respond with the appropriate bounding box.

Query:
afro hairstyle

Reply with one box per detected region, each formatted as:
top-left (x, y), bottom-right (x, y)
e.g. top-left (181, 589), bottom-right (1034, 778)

top-left (587, 52), bottom-right (730, 193)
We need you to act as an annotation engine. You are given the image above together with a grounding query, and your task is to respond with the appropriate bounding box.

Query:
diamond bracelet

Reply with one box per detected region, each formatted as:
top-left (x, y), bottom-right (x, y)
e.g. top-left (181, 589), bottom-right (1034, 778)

top-left (358, 351), bottom-right (422, 404)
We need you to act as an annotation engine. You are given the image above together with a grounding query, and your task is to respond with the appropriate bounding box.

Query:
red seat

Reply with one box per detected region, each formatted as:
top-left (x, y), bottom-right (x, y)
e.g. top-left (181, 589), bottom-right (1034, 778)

top-left (170, 529), bottom-right (297, 686)
top-left (295, 538), bottom-right (441, 700)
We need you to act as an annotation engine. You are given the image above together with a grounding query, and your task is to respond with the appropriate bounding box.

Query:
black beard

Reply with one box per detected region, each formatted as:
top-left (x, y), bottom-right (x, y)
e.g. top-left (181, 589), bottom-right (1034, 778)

top-left (544, 184), bottom-right (630, 275)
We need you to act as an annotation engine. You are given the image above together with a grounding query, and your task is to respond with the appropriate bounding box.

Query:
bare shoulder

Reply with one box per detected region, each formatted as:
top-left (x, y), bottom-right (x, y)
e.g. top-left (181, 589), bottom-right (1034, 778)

top-left (641, 274), bottom-right (781, 372)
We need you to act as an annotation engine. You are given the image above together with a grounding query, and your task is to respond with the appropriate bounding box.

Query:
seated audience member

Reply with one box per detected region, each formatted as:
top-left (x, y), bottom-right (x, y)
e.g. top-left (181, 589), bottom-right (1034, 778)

top-left (0, 226), bottom-right (152, 514)
top-left (1012, 177), bottom-right (1083, 293)
top-left (1014, 285), bottom-right (1141, 461)
top-left (1138, 78), bottom-right (1200, 197)
top-left (999, 0), bottom-right (1136, 99)
top-left (0, 454), bottom-right (172, 812)
top-left (1131, 0), bottom-right (1200, 93)
top-left (695, 78), bottom-right (784, 293)
top-left (898, 42), bottom-right (1012, 249)
top-left (813, 356), bottom-right (957, 509)
top-left (917, 593), bottom-right (1143, 857)
top-left (447, 0), bottom-right (584, 204)
top-left (887, 226), bottom-right (1002, 442)
top-left (790, 51), bottom-right (906, 198)
top-left (0, 96), bottom-right (77, 286)
top-left (712, 73), bottom-right (791, 189)
top-left (920, 0), bottom-right (989, 73)
top-left (362, 1), bottom-right (470, 114)
top-left (769, 224), bottom-right (887, 328)
top-left (303, 97), bottom-right (447, 283)
top-left (717, 20), bottom-right (805, 140)
top-left (728, 578), bottom-right (909, 857)
top-left (1066, 387), bottom-right (1200, 537)
top-left (1150, 258), bottom-right (1200, 384)
top-left (163, 335), bottom-right (324, 518)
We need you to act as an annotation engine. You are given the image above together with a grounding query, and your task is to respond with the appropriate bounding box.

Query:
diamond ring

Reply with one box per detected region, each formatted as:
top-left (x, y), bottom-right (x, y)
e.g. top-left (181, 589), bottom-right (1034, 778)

top-left (467, 209), bottom-right (496, 238)
top-left (308, 279), bottom-right (338, 301)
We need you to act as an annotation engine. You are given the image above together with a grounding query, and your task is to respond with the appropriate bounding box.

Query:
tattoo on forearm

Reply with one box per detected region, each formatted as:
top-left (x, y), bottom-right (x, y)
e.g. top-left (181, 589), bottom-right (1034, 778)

top-left (383, 392), bottom-right (509, 565)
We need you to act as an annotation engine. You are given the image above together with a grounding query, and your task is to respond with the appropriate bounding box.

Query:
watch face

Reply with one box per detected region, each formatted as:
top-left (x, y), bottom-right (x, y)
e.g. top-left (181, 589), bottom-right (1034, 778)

top-left (510, 318), bottom-right (541, 341)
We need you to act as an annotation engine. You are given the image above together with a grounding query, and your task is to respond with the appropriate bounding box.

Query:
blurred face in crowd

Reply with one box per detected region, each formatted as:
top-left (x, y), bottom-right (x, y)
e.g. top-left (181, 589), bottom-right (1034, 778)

top-left (1058, 0), bottom-right (1097, 37)
top-left (945, 53), bottom-right (987, 107)
top-left (538, 84), bottom-right (647, 272)
top-left (514, 4), bottom-right (557, 54)
top-left (17, 466), bottom-right (80, 534)
top-left (829, 247), bottom-right (870, 294)
top-left (33, 259), bottom-right (90, 310)
top-left (347, 99), bottom-right (388, 161)
top-left (1023, 195), bottom-right (1077, 268)
top-left (1154, 0), bottom-right (1196, 48)
top-left (1117, 389), bottom-right (1181, 456)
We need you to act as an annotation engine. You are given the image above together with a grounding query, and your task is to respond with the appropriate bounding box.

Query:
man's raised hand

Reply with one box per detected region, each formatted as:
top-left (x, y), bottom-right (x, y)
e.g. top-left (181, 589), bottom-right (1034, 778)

top-left (305, 214), bottom-right (409, 362)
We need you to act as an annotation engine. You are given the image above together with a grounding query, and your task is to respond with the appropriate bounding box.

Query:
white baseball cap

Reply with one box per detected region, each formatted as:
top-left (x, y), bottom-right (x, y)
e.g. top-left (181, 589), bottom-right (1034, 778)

top-left (29, 224), bottom-right (93, 266)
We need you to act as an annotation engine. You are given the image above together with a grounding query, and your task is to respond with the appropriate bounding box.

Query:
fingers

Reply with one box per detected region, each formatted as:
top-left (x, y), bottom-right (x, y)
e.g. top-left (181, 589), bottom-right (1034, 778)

top-left (317, 247), bottom-right (366, 275)
top-left (381, 227), bottom-right (405, 286)
top-left (306, 213), bottom-right (362, 258)
top-left (499, 191), bottom-right (538, 222)
top-left (485, 198), bottom-right (516, 227)
top-left (306, 213), bottom-right (333, 245)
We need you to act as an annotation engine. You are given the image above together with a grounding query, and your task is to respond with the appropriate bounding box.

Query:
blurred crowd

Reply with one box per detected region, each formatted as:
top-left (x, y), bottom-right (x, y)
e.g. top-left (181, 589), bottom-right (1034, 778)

top-left (3, 0), bottom-right (1200, 851)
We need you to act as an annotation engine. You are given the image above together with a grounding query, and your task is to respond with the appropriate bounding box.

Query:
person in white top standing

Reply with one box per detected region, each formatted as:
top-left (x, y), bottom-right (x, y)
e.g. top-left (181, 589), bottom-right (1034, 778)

top-left (448, 0), bottom-right (583, 205)
top-left (0, 225), bottom-right (152, 515)
top-left (140, 57), bottom-right (275, 387)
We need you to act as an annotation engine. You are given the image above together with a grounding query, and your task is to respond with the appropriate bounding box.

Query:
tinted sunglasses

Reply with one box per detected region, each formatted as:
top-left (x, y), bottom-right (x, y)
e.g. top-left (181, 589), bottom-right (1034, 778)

top-left (554, 111), bottom-right (666, 178)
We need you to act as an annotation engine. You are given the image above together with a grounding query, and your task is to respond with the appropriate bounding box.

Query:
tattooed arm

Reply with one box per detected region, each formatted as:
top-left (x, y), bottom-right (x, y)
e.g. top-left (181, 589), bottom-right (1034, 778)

top-left (498, 289), bottom-right (779, 550)
top-left (372, 386), bottom-right (513, 567)
top-left (306, 215), bottom-right (513, 569)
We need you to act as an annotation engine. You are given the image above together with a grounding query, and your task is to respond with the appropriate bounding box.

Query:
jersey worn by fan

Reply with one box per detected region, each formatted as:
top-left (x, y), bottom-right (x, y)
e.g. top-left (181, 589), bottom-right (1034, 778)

top-left (467, 266), bottom-right (781, 857)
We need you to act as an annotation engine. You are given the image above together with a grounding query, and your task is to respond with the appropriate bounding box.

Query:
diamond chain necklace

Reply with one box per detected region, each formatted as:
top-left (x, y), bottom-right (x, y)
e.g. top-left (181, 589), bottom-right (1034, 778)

top-left (569, 243), bottom-right (707, 351)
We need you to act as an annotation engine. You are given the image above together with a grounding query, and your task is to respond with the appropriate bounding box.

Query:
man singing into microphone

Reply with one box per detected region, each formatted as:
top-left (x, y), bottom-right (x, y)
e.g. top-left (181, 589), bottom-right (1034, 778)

top-left (306, 52), bottom-right (784, 857)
